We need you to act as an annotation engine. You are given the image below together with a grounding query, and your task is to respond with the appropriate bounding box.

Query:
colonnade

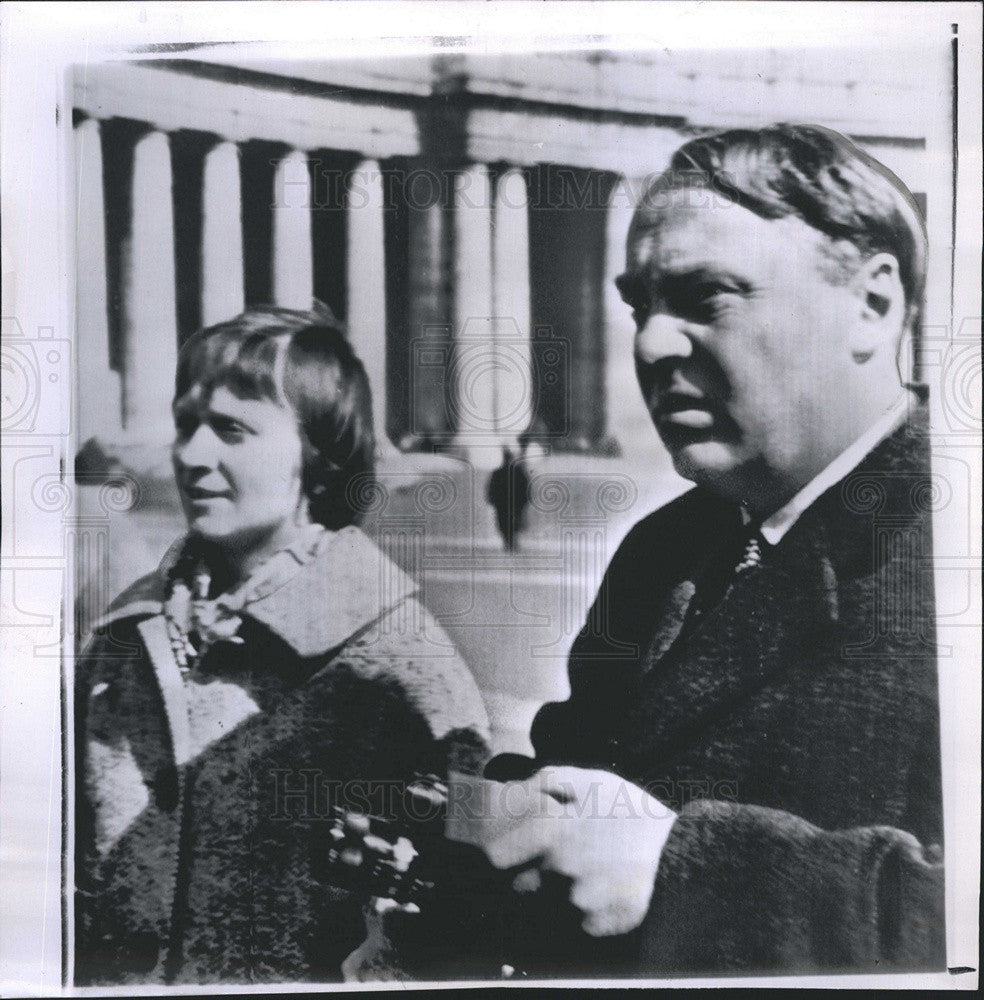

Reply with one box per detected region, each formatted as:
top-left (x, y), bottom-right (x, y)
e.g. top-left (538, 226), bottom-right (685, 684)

top-left (74, 112), bottom-right (641, 460)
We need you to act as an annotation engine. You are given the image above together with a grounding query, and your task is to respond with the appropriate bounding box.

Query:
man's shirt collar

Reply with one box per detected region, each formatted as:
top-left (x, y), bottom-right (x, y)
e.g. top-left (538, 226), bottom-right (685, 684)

top-left (744, 393), bottom-right (915, 547)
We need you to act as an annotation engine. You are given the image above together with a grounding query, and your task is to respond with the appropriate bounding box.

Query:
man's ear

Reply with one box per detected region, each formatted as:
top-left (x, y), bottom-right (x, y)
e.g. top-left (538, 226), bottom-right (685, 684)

top-left (850, 252), bottom-right (905, 363)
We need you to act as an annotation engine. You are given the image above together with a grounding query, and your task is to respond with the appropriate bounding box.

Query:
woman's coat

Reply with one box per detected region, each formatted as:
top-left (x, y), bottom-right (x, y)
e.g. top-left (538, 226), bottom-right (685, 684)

top-left (75, 525), bottom-right (490, 985)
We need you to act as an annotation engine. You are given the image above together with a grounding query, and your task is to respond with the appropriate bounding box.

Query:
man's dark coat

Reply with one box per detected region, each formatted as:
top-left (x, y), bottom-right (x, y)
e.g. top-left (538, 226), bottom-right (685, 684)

top-left (514, 409), bottom-right (945, 975)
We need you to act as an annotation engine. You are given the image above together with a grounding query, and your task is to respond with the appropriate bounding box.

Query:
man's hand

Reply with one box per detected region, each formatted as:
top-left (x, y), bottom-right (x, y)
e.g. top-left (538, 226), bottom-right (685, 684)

top-left (484, 767), bottom-right (677, 937)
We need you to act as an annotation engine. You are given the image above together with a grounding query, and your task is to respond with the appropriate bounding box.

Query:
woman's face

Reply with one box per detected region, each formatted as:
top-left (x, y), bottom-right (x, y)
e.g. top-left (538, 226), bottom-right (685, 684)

top-left (172, 383), bottom-right (309, 555)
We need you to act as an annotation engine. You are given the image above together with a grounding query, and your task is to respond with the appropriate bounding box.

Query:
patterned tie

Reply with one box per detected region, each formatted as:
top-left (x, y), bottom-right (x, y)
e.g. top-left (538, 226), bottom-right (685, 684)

top-left (734, 531), bottom-right (763, 575)
top-left (679, 528), bottom-right (765, 640)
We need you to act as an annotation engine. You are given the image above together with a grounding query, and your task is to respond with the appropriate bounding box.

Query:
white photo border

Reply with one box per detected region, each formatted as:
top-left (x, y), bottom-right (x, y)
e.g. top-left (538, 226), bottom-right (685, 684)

top-left (1, 2), bottom-right (980, 994)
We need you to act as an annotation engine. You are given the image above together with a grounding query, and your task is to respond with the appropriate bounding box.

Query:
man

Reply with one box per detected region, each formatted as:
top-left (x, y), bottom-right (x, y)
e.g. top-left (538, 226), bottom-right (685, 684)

top-left (480, 125), bottom-right (945, 975)
top-left (486, 444), bottom-right (532, 552)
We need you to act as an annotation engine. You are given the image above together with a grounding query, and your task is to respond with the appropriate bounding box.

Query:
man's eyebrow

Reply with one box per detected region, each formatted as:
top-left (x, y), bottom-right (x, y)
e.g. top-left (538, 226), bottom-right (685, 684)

top-left (659, 267), bottom-right (754, 292)
top-left (622, 265), bottom-right (754, 297)
top-left (615, 265), bottom-right (754, 309)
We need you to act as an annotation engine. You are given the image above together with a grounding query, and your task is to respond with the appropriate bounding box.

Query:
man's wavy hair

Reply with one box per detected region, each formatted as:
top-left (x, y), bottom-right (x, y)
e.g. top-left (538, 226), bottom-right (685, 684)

top-left (635, 124), bottom-right (928, 338)
top-left (175, 304), bottom-right (375, 531)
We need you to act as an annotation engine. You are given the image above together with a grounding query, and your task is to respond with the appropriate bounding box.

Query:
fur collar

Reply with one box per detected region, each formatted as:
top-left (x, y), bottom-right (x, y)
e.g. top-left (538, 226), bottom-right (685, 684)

top-left (95, 525), bottom-right (417, 658)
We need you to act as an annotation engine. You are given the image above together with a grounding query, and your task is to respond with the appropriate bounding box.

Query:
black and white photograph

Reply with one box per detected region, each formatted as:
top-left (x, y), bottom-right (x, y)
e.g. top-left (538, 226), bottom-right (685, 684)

top-left (1, 1), bottom-right (981, 992)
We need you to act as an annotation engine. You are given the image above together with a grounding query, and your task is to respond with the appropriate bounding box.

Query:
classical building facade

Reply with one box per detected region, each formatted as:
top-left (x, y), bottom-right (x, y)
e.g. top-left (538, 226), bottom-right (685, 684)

top-left (73, 48), bottom-right (930, 458)
top-left (72, 48), bottom-right (935, 749)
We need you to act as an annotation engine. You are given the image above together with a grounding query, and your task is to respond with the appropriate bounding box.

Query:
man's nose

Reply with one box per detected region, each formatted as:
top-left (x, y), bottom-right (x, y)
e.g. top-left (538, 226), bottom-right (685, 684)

top-left (634, 311), bottom-right (694, 367)
top-left (173, 424), bottom-right (218, 470)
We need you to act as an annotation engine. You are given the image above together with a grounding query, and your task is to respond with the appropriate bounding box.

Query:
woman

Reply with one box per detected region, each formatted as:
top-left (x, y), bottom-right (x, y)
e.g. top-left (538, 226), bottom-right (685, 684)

top-left (75, 306), bottom-right (490, 985)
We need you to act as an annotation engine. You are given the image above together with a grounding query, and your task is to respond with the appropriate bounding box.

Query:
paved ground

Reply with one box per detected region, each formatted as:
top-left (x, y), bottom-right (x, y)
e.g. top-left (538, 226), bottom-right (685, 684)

top-left (77, 452), bottom-right (688, 754)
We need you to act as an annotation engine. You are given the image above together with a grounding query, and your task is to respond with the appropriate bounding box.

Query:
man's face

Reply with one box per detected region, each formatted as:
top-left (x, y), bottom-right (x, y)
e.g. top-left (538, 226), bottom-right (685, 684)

top-left (172, 383), bottom-right (307, 553)
top-left (618, 187), bottom-right (864, 510)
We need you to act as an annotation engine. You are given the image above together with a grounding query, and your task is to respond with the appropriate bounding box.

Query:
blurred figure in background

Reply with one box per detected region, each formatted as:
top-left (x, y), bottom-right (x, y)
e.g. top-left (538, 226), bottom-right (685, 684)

top-left (486, 418), bottom-right (548, 552)
top-left (486, 443), bottom-right (531, 552)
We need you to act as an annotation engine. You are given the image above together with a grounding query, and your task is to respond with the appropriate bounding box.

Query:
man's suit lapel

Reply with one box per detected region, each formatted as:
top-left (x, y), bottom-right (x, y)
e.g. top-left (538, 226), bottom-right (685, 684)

top-left (643, 579), bottom-right (699, 666)
top-left (625, 410), bottom-right (928, 761)
top-left (631, 493), bottom-right (743, 672)
top-left (629, 511), bottom-right (836, 760)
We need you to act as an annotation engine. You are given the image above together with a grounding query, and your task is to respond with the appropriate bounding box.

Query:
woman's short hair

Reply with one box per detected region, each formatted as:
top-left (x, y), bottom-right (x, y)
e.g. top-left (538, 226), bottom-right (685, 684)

top-left (175, 304), bottom-right (375, 530)
top-left (635, 124), bottom-right (928, 337)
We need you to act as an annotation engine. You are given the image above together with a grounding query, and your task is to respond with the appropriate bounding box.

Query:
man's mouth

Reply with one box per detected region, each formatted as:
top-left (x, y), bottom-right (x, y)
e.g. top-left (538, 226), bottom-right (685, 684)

top-left (183, 484), bottom-right (231, 502)
top-left (654, 393), bottom-right (718, 428)
top-left (659, 407), bottom-right (716, 430)
top-left (651, 392), bottom-right (741, 446)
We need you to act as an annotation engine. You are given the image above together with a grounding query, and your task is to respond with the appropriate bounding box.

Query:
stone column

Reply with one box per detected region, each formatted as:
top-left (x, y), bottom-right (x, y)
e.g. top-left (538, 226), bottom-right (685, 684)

top-left (526, 165), bottom-right (614, 451)
top-left (73, 116), bottom-right (121, 442)
top-left (402, 164), bottom-right (454, 445)
top-left (272, 149), bottom-right (313, 309)
top-left (451, 163), bottom-right (497, 464)
top-left (121, 129), bottom-right (178, 439)
top-left (566, 170), bottom-right (611, 452)
top-left (345, 159), bottom-right (393, 455)
top-left (201, 141), bottom-right (245, 327)
top-left (492, 168), bottom-right (533, 447)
